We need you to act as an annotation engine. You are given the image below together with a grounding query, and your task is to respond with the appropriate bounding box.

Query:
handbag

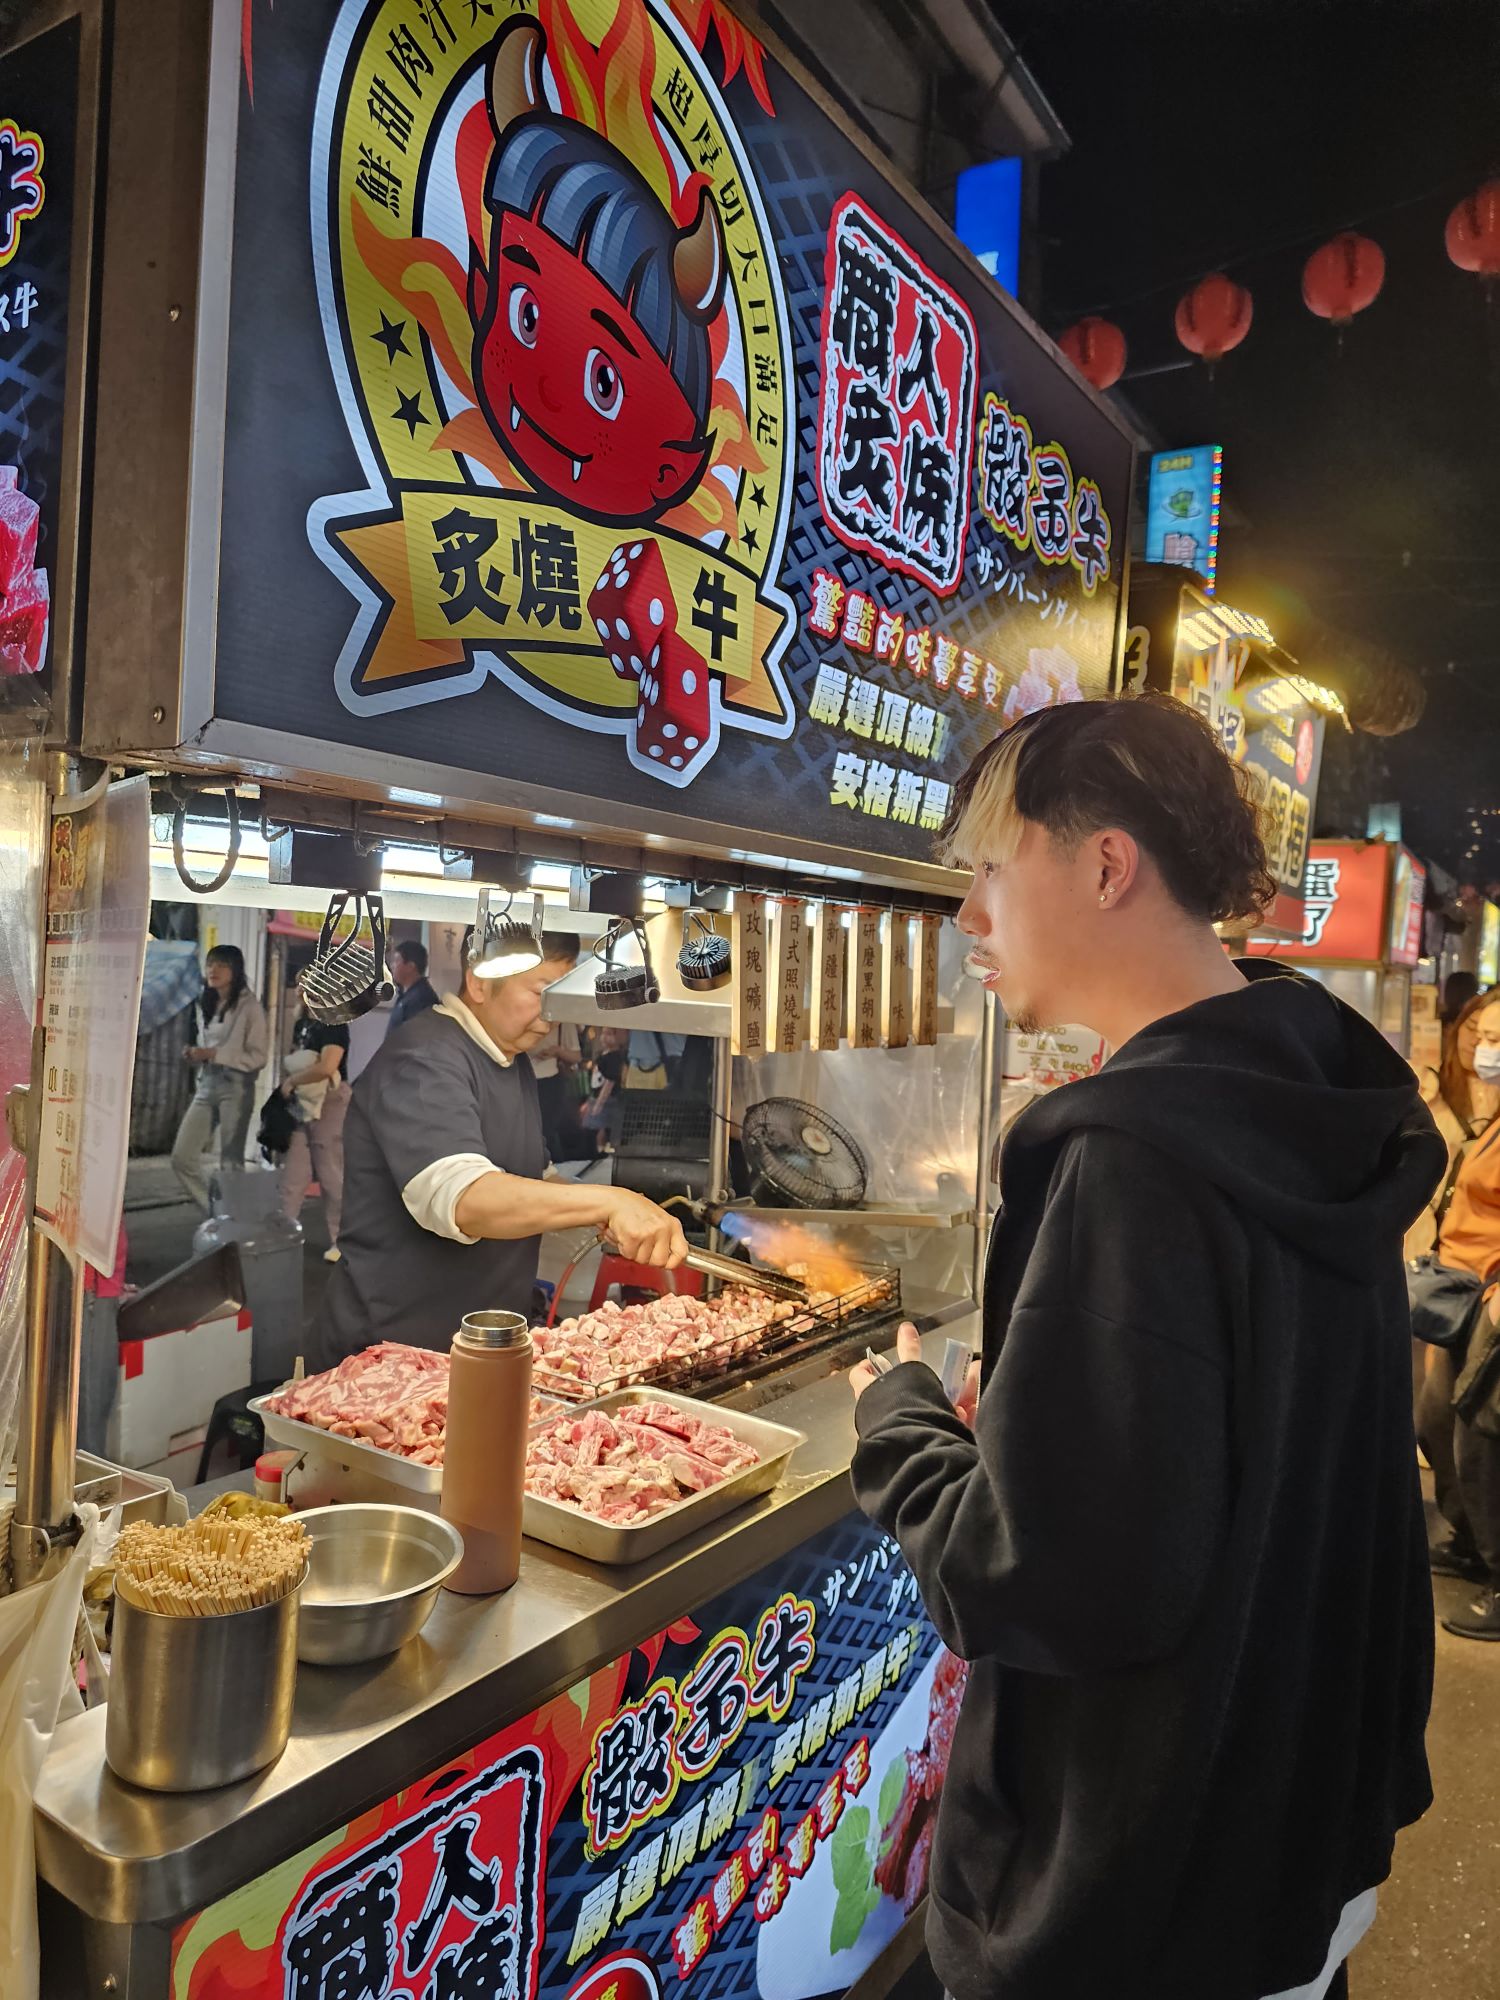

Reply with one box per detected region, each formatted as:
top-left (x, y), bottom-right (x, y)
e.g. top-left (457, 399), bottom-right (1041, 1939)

top-left (1407, 1254), bottom-right (1485, 1352)
top-left (256, 1088), bottom-right (297, 1161)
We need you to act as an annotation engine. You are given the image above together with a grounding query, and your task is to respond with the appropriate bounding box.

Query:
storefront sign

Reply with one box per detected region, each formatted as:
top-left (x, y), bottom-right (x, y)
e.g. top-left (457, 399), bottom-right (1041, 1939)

top-left (1145, 445), bottom-right (1222, 592)
top-left (1387, 848), bottom-right (1426, 969)
top-left (0, 16), bottom-right (80, 694)
top-left (35, 774), bottom-right (149, 1272)
top-left (170, 1512), bottom-right (962, 2000)
top-left (198, 1), bottom-right (1133, 874)
top-left (1246, 841), bottom-right (1390, 965)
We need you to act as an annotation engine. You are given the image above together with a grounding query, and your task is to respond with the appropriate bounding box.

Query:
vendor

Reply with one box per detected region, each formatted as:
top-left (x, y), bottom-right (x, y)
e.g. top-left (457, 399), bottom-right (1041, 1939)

top-left (313, 932), bottom-right (687, 1364)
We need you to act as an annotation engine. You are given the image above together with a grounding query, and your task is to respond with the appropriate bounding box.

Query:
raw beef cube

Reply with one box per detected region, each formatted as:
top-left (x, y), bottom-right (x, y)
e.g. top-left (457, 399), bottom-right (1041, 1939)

top-left (587, 538), bottom-right (674, 681)
top-left (634, 631), bottom-right (712, 779)
top-left (0, 565), bottom-right (47, 676)
top-left (0, 469), bottom-right (39, 585)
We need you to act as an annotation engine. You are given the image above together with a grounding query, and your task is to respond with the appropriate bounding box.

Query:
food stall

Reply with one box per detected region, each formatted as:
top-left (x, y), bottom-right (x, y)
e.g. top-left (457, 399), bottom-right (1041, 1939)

top-left (4, 0), bottom-right (1135, 1993)
top-left (1124, 566), bottom-right (1346, 940)
top-left (1245, 838), bottom-right (1428, 1055)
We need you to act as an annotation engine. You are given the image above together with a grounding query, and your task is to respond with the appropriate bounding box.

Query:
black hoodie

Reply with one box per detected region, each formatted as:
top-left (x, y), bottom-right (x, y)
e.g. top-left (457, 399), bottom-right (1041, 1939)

top-left (852, 961), bottom-right (1444, 2000)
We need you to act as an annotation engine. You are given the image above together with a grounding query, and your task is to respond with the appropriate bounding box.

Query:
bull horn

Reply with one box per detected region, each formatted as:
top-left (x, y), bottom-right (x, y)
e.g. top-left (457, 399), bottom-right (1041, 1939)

top-left (672, 188), bottom-right (727, 323)
top-left (486, 17), bottom-right (544, 138)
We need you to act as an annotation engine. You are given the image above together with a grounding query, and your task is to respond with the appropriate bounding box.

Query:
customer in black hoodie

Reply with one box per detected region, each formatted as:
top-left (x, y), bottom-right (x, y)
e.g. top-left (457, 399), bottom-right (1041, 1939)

top-left (850, 696), bottom-right (1443, 2000)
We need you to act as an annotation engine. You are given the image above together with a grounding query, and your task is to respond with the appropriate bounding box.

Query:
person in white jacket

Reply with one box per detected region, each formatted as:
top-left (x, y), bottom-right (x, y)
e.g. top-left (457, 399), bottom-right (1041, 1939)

top-left (170, 945), bottom-right (270, 1207)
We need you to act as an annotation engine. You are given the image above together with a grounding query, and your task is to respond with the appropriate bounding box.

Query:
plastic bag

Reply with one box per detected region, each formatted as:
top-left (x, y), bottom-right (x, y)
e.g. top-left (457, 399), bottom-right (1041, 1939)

top-left (0, 741), bottom-right (46, 1479)
top-left (0, 1505), bottom-right (99, 2000)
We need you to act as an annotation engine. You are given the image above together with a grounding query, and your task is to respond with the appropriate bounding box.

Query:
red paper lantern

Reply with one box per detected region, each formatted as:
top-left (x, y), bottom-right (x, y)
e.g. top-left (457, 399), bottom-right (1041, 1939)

top-left (1446, 180), bottom-right (1500, 276)
top-left (1301, 232), bottom-right (1385, 324)
top-left (1174, 273), bottom-right (1253, 362)
top-left (1058, 316), bottom-right (1127, 391)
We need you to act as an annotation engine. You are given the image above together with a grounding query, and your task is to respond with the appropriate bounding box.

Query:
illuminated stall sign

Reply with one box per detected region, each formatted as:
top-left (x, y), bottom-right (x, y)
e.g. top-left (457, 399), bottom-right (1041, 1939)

top-left (201, 0), bottom-right (1134, 873)
top-left (1246, 841), bottom-right (1391, 965)
top-left (1145, 444), bottom-right (1222, 593)
top-left (1169, 590), bottom-right (1325, 935)
top-left (1387, 848), bottom-right (1426, 970)
top-left (169, 1513), bottom-right (963, 2000)
top-left (0, 18), bottom-right (79, 695)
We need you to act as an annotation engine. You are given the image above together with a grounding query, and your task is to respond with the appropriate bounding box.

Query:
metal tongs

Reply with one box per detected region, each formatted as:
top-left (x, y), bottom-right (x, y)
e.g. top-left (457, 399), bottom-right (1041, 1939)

top-left (680, 1243), bottom-right (810, 1303)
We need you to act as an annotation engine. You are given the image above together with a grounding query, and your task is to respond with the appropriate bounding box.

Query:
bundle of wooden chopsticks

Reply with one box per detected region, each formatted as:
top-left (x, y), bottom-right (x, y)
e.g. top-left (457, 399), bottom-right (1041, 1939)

top-left (114, 1514), bottom-right (308, 1617)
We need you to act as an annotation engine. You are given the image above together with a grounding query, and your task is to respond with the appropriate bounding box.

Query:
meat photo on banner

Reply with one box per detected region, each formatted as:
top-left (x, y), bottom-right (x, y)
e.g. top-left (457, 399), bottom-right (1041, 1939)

top-left (217, 0), bottom-right (1133, 872)
top-left (170, 1514), bottom-right (966, 2000)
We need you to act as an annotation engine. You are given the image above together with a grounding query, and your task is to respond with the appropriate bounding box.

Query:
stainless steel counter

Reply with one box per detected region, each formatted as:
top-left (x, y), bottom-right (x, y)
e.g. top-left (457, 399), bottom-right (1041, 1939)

top-left (34, 1314), bottom-right (979, 1929)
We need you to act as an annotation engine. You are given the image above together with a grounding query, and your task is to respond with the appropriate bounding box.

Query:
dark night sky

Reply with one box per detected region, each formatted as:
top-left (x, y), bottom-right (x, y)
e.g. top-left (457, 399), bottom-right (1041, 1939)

top-left (993, 0), bottom-right (1500, 877)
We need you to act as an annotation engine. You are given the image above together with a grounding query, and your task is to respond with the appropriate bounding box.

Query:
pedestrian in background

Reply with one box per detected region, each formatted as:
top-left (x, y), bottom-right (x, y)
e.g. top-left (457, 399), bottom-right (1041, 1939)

top-left (279, 979), bottom-right (351, 1263)
top-left (385, 939), bottom-right (439, 1036)
top-left (170, 944), bottom-right (269, 1208)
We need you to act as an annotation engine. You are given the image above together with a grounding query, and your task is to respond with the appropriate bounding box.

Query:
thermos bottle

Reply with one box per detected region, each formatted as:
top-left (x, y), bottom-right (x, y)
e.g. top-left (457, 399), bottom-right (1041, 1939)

top-left (441, 1310), bottom-right (531, 1594)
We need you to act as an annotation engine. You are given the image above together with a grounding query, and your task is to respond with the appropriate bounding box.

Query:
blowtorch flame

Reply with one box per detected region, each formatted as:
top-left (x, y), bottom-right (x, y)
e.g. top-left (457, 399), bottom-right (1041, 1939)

top-left (721, 1215), bottom-right (865, 1296)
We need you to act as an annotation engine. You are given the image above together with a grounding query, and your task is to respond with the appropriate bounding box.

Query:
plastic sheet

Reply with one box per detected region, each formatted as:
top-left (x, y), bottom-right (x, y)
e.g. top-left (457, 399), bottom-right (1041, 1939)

top-left (0, 742), bottom-right (46, 1483)
top-left (0, 1506), bottom-right (98, 2000)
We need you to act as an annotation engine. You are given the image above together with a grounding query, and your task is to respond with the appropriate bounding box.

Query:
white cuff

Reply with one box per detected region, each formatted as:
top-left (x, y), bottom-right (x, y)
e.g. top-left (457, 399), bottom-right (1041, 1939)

top-left (402, 1153), bottom-right (498, 1243)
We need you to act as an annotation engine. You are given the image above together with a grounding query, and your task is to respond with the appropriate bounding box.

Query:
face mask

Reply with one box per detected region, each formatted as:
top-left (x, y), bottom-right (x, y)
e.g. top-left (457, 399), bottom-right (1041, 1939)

top-left (1473, 1046), bottom-right (1500, 1083)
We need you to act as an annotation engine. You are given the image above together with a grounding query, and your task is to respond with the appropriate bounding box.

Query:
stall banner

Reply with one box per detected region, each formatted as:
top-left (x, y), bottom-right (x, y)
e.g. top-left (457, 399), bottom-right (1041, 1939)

top-left (34, 774), bottom-right (150, 1273)
top-left (0, 16), bottom-right (77, 693)
top-left (170, 1512), bottom-right (961, 2000)
top-left (215, 1), bottom-right (1132, 870)
top-left (1144, 445), bottom-right (1222, 592)
top-left (1246, 841), bottom-right (1390, 965)
top-left (1387, 848), bottom-right (1426, 970)
top-left (1170, 608), bottom-right (1324, 935)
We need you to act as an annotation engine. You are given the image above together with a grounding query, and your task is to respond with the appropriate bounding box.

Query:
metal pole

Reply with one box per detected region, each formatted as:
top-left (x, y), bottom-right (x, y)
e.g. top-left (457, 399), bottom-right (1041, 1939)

top-left (971, 991), bottom-right (1001, 1306)
top-left (11, 753), bottom-right (98, 1587)
top-left (12, 1230), bottom-right (83, 1586)
top-left (707, 1037), bottom-right (733, 1286)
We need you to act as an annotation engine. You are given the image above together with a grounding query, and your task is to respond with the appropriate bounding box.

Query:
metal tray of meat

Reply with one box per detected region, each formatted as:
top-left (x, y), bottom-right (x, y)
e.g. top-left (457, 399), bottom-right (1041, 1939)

top-left (250, 1390), bottom-right (448, 1497)
top-left (249, 1386), bottom-right (569, 1502)
top-left (521, 1390), bottom-right (805, 1566)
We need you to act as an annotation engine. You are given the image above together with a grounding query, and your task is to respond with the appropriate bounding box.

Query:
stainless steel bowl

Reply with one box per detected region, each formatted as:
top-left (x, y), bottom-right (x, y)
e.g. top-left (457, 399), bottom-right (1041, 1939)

top-left (295, 1504), bottom-right (464, 1665)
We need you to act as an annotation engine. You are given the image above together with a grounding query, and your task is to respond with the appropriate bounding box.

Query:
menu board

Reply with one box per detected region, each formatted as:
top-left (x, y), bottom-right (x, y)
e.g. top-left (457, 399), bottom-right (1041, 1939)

top-left (201, 0), bottom-right (1133, 873)
top-left (170, 1511), bottom-right (962, 2000)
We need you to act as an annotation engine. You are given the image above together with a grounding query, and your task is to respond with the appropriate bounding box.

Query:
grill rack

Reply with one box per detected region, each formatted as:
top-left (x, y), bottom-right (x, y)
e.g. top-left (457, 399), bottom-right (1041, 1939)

top-left (533, 1267), bottom-right (901, 1404)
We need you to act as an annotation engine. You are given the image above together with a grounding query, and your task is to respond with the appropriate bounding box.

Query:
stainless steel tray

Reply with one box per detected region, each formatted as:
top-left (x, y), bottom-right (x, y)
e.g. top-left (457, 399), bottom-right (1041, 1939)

top-left (250, 1386), bottom-right (573, 1503)
top-left (249, 1390), bottom-right (445, 1497)
top-left (521, 1389), bottom-right (804, 1566)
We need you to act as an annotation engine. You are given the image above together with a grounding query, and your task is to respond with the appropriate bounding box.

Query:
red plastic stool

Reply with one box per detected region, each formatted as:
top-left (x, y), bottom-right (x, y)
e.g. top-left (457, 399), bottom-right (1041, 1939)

top-left (589, 1256), bottom-right (704, 1312)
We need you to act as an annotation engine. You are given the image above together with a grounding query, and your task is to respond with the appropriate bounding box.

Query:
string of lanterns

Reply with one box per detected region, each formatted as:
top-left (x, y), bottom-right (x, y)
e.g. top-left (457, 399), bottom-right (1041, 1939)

top-left (1058, 178), bottom-right (1500, 390)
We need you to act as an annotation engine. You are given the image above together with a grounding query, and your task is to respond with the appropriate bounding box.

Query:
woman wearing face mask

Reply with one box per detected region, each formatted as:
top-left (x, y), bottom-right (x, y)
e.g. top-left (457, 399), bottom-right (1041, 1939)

top-left (1415, 992), bottom-right (1500, 1639)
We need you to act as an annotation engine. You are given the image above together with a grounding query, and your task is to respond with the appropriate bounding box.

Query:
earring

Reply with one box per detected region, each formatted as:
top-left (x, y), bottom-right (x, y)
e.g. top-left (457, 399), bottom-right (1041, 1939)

top-left (1099, 890), bottom-right (1110, 905)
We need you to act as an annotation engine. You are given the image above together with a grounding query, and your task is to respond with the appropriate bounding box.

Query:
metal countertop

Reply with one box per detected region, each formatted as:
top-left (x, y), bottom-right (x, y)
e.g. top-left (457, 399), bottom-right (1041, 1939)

top-left (33, 1313), bottom-right (980, 1926)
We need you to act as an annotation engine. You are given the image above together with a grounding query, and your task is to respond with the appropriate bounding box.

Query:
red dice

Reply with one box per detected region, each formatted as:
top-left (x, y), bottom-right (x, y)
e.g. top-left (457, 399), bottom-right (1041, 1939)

top-left (587, 537), bottom-right (674, 682)
top-left (634, 631), bottom-right (713, 781)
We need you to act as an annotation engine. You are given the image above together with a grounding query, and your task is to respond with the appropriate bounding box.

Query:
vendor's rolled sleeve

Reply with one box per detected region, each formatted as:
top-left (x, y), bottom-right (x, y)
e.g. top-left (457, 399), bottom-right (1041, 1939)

top-left (402, 1152), bottom-right (496, 1242)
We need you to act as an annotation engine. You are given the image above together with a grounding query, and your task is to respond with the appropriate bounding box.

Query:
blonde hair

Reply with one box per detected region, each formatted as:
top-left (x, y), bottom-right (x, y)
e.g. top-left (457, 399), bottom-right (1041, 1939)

top-left (938, 723), bottom-right (1026, 870)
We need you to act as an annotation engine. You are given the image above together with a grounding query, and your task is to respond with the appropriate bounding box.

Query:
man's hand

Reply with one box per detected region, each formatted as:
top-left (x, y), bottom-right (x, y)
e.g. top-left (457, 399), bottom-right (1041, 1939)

top-left (849, 1321), bottom-right (923, 1403)
top-left (604, 1189), bottom-right (688, 1270)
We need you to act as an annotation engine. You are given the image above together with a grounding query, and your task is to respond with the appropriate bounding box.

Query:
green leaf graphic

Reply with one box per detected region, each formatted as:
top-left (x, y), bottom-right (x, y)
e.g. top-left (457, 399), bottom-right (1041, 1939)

top-left (878, 1758), bottom-right (906, 1828)
top-left (830, 1889), bottom-right (867, 1954)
